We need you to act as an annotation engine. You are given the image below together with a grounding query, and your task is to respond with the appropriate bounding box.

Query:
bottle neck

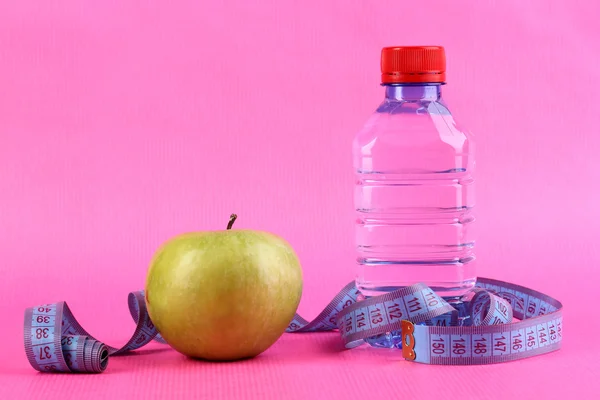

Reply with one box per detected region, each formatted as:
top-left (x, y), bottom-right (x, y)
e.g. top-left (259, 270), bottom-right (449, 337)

top-left (384, 84), bottom-right (443, 101)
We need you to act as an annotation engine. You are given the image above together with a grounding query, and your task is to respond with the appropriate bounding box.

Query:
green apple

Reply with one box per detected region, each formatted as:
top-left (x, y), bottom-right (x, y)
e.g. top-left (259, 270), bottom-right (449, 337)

top-left (145, 214), bottom-right (303, 361)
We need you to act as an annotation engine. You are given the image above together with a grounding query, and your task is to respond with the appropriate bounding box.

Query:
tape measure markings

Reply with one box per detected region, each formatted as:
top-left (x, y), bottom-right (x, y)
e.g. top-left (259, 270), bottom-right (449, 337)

top-left (24, 277), bottom-right (563, 372)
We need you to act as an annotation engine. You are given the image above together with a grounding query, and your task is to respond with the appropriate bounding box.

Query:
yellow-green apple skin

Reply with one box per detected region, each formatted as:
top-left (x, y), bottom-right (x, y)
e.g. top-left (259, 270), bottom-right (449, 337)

top-left (145, 218), bottom-right (303, 361)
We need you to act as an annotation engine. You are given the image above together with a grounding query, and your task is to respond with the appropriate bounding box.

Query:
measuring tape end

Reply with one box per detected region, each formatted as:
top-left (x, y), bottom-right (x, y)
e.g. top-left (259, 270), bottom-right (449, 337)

top-left (401, 320), bottom-right (416, 361)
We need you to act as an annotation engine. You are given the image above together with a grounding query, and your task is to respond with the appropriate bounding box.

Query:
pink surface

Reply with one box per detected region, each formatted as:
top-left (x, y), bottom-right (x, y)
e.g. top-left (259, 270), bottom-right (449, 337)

top-left (1, 0), bottom-right (599, 398)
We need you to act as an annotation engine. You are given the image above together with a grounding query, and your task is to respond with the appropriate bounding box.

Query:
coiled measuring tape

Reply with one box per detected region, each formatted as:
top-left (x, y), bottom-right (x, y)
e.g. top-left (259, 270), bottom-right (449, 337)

top-left (24, 277), bottom-right (562, 372)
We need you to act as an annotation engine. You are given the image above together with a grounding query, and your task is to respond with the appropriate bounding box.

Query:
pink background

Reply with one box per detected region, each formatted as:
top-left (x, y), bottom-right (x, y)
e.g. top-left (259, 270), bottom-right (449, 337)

top-left (1, 0), bottom-right (599, 398)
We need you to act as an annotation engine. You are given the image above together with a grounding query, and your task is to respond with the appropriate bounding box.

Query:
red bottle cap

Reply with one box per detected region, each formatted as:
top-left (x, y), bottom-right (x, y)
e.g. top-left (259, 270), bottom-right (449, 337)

top-left (381, 46), bottom-right (446, 84)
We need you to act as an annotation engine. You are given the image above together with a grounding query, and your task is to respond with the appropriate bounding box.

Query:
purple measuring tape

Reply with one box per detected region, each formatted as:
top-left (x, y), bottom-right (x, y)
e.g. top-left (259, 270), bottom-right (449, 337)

top-left (24, 291), bottom-right (166, 373)
top-left (24, 277), bottom-right (562, 372)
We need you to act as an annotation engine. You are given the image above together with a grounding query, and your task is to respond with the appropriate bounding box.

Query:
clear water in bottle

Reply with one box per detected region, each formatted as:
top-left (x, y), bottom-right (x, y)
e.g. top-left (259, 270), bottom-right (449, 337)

top-left (353, 46), bottom-right (476, 348)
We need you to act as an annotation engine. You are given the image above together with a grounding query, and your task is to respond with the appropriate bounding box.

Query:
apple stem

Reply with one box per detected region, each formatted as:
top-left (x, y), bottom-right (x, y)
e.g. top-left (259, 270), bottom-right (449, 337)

top-left (227, 214), bottom-right (237, 230)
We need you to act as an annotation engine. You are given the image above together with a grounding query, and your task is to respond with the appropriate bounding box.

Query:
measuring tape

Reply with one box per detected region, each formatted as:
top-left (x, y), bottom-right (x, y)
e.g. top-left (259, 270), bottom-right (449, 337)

top-left (23, 277), bottom-right (562, 372)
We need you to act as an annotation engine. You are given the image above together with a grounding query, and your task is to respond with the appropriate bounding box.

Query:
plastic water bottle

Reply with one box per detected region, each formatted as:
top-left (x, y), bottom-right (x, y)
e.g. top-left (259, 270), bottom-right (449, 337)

top-left (353, 46), bottom-right (476, 347)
